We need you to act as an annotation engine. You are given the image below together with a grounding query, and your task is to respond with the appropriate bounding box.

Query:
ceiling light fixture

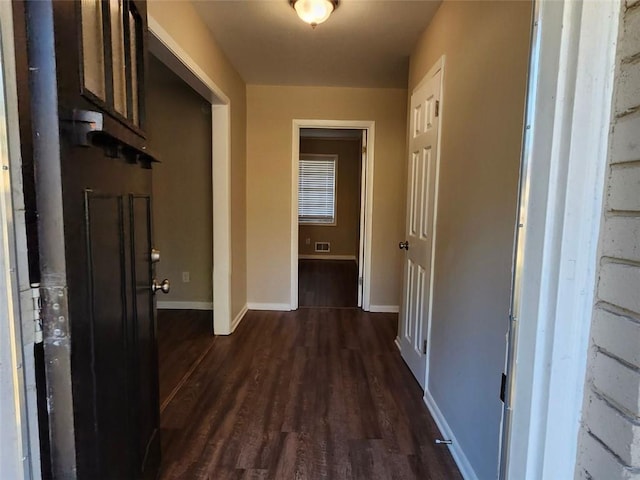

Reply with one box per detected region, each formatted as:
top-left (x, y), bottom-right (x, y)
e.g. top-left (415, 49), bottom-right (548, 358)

top-left (290, 0), bottom-right (339, 28)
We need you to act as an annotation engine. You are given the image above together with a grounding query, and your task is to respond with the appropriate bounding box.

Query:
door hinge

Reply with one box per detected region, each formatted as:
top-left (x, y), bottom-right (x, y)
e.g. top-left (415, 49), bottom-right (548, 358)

top-left (362, 145), bottom-right (367, 155)
top-left (435, 100), bottom-right (440, 118)
top-left (31, 283), bottom-right (43, 344)
top-left (358, 277), bottom-right (363, 286)
top-left (422, 339), bottom-right (427, 355)
top-left (500, 373), bottom-right (507, 403)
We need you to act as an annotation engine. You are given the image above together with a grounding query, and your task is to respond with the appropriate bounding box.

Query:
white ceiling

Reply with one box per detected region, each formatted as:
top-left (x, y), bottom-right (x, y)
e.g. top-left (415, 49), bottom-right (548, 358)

top-left (192, 1), bottom-right (442, 88)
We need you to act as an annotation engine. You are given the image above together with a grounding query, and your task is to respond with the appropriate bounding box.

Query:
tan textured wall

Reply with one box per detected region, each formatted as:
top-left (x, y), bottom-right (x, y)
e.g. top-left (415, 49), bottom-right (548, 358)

top-left (147, 56), bottom-right (212, 304)
top-left (407, 2), bottom-right (531, 479)
top-left (148, 0), bottom-right (247, 317)
top-left (247, 86), bottom-right (407, 307)
top-left (576, 1), bottom-right (640, 478)
top-left (298, 138), bottom-right (361, 257)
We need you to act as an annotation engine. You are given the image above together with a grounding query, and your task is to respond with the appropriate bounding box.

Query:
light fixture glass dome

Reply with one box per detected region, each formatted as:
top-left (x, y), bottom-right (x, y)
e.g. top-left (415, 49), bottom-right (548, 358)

top-left (293, 0), bottom-right (336, 27)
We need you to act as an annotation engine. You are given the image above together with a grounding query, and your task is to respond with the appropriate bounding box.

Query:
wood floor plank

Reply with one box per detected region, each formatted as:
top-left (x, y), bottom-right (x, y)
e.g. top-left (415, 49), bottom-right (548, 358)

top-left (159, 308), bottom-right (462, 479)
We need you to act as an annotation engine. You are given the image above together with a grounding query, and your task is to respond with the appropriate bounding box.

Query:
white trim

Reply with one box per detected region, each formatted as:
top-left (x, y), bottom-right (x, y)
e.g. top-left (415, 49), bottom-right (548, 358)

top-left (394, 337), bottom-right (402, 352)
top-left (147, 17), bottom-right (233, 336)
top-left (147, 17), bottom-right (229, 105)
top-left (369, 305), bottom-right (399, 313)
top-left (247, 302), bottom-right (293, 311)
top-left (231, 304), bottom-right (248, 333)
top-left (503, 1), bottom-right (620, 479)
top-left (0, 161), bottom-right (27, 480)
top-left (156, 301), bottom-right (213, 311)
top-left (298, 254), bottom-right (357, 262)
top-left (211, 104), bottom-right (233, 335)
top-left (358, 131), bottom-right (368, 306)
top-left (424, 390), bottom-right (479, 480)
top-left (292, 120), bottom-right (375, 311)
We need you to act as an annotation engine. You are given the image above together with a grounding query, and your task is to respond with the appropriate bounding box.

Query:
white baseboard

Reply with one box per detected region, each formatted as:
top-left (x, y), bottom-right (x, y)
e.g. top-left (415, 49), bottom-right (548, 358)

top-left (298, 254), bottom-right (357, 262)
top-left (394, 337), bottom-right (402, 351)
top-left (247, 302), bottom-right (292, 311)
top-left (157, 301), bottom-right (213, 311)
top-left (231, 304), bottom-right (248, 333)
top-left (423, 389), bottom-right (479, 480)
top-left (369, 305), bottom-right (400, 313)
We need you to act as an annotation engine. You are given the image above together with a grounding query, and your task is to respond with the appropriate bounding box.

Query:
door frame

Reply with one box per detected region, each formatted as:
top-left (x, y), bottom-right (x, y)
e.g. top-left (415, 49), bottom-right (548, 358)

top-left (147, 17), bottom-right (234, 335)
top-left (0, 3), bottom-right (38, 477)
top-left (291, 119), bottom-right (375, 311)
top-left (500, 0), bottom-right (620, 478)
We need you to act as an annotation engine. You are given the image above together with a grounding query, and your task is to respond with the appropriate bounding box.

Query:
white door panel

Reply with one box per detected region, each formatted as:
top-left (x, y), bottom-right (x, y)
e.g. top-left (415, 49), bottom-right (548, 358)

top-left (399, 68), bottom-right (442, 389)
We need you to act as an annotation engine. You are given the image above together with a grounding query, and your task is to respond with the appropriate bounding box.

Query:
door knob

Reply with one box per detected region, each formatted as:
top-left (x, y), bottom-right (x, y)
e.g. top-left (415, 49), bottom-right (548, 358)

top-left (152, 278), bottom-right (170, 294)
top-left (399, 241), bottom-right (409, 250)
top-left (151, 248), bottom-right (161, 263)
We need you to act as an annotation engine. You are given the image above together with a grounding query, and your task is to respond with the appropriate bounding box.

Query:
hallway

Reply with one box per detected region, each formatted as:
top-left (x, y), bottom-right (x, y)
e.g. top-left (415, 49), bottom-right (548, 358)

top-left (159, 309), bottom-right (462, 479)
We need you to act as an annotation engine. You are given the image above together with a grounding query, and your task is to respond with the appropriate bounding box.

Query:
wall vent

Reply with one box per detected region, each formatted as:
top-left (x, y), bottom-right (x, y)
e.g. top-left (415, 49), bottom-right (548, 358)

top-left (315, 242), bottom-right (330, 253)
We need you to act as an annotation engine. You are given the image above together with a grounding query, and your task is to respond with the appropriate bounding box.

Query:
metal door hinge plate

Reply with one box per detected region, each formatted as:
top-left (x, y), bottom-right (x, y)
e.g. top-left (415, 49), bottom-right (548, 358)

top-left (40, 286), bottom-right (71, 345)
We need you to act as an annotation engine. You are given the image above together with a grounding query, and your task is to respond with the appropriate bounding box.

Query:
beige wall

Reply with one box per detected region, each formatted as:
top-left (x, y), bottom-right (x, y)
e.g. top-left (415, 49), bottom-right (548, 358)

top-left (407, 2), bottom-right (531, 479)
top-left (298, 137), bottom-right (361, 257)
top-left (148, 0), bottom-right (247, 318)
top-left (247, 86), bottom-right (407, 307)
top-left (147, 56), bottom-right (212, 304)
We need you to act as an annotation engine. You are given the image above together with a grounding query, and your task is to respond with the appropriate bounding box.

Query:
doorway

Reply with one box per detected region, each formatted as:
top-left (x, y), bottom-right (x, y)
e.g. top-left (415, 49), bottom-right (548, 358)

top-left (146, 54), bottom-right (215, 411)
top-left (297, 129), bottom-right (363, 308)
top-left (291, 120), bottom-right (374, 311)
top-left (148, 17), bottom-right (233, 335)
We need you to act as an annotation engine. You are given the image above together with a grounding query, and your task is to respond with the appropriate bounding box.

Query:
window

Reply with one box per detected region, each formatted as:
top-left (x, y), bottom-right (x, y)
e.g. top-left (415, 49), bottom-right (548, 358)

top-left (298, 154), bottom-right (337, 225)
top-left (80, 0), bottom-right (145, 129)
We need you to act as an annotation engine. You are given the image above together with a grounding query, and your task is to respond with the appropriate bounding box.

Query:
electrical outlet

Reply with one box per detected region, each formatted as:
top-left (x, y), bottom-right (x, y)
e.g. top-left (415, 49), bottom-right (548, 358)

top-left (182, 271), bottom-right (190, 283)
top-left (306, 238), bottom-right (311, 245)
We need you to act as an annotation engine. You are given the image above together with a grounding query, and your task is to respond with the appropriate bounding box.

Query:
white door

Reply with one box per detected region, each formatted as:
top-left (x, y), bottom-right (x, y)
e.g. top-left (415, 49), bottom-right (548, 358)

top-left (399, 67), bottom-right (442, 389)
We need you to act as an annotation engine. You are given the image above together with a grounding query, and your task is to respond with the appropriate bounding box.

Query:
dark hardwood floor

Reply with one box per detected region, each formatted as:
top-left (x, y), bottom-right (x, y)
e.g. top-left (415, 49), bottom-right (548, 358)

top-left (298, 259), bottom-right (358, 308)
top-left (159, 308), bottom-right (462, 479)
top-left (157, 309), bottom-right (215, 409)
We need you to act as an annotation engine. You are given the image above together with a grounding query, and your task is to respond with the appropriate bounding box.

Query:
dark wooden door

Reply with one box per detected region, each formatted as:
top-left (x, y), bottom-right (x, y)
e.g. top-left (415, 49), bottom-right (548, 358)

top-left (19, 1), bottom-right (162, 478)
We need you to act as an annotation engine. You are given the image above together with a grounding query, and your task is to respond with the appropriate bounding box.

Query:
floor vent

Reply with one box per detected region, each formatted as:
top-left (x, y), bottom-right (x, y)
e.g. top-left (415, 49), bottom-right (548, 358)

top-left (315, 242), bottom-right (330, 252)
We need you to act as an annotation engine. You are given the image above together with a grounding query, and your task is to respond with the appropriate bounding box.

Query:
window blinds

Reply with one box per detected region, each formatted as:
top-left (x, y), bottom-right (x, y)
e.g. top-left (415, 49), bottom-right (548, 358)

top-left (298, 157), bottom-right (336, 224)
